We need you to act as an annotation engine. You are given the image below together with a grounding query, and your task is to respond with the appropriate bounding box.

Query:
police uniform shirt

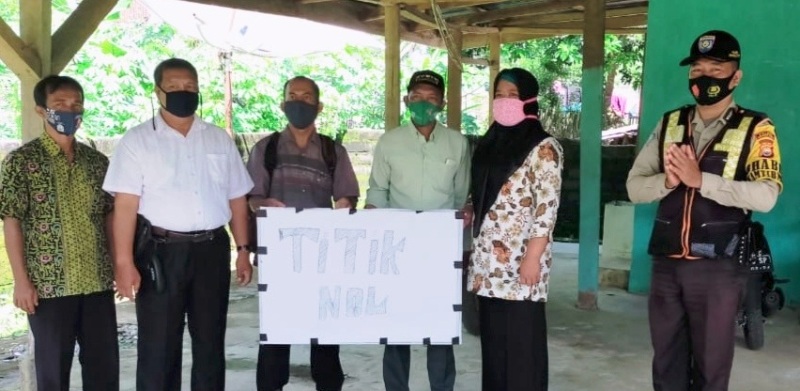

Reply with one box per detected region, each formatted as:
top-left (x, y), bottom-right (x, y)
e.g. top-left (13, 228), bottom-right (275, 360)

top-left (103, 114), bottom-right (254, 232)
top-left (627, 101), bottom-right (782, 213)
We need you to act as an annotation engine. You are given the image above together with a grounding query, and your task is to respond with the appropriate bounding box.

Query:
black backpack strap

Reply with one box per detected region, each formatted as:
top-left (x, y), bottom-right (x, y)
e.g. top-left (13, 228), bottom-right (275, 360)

top-left (263, 132), bottom-right (281, 197)
top-left (318, 134), bottom-right (338, 178)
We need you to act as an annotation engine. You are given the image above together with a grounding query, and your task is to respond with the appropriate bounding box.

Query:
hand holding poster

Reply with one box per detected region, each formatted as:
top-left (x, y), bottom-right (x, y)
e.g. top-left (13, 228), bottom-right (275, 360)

top-left (256, 208), bottom-right (463, 345)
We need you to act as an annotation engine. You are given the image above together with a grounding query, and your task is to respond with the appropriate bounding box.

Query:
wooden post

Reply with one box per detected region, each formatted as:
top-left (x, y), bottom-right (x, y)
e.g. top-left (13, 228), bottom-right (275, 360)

top-left (384, 3), bottom-right (401, 131)
top-left (0, 0), bottom-right (118, 142)
top-left (19, 0), bottom-right (52, 143)
top-left (577, 0), bottom-right (604, 311)
top-left (220, 50), bottom-right (234, 138)
top-left (487, 32), bottom-right (500, 122)
top-left (446, 29), bottom-right (463, 131)
top-left (17, 4), bottom-right (53, 387)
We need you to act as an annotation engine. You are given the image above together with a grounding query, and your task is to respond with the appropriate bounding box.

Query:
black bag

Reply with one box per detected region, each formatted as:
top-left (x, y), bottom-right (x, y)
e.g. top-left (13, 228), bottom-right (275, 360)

top-left (133, 214), bottom-right (153, 262)
top-left (133, 214), bottom-right (165, 293)
top-left (737, 220), bottom-right (774, 273)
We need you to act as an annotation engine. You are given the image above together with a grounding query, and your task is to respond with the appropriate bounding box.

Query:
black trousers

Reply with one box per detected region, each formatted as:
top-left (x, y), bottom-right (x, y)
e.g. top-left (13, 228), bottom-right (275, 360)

top-left (135, 230), bottom-right (231, 391)
top-left (27, 290), bottom-right (119, 391)
top-left (257, 344), bottom-right (344, 391)
top-left (478, 296), bottom-right (548, 391)
top-left (649, 257), bottom-right (746, 391)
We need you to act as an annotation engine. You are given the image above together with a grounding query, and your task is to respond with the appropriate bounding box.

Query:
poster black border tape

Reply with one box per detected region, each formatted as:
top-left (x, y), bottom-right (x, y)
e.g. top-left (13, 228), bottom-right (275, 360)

top-left (258, 284), bottom-right (268, 292)
top-left (423, 337), bottom-right (431, 345)
top-left (295, 207), bottom-right (304, 213)
top-left (453, 261), bottom-right (463, 269)
top-left (453, 304), bottom-right (462, 312)
top-left (256, 209), bottom-right (267, 218)
top-left (310, 338), bottom-right (319, 346)
top-left (257, 246), bottom-right (268, 255)
top-left (379, 337), bottom-right (388, 345)
top-left (259, 333), bottom-right (268, 342)
top-left (454, 210), bottom-right (464, 219)
top-left (452, 337), bottom-right (460, 345)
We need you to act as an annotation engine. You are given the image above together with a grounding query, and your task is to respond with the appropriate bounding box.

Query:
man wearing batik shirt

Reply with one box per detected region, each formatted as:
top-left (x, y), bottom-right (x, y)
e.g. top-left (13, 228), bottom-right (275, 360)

top-left (0, 75), bottom-right (118, 390)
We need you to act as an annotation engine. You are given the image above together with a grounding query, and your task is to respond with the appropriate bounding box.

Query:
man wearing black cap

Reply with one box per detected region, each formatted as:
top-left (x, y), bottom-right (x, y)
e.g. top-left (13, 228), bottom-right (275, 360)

top-left (627, 30), bottom-right (782, 390)
top-left (366, 70), bottom-right (471, 391)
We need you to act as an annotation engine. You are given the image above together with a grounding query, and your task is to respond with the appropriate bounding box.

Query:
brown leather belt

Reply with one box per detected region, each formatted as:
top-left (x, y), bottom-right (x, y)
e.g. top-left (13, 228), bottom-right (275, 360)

top-left (151, 226), bottom-right (225, 243)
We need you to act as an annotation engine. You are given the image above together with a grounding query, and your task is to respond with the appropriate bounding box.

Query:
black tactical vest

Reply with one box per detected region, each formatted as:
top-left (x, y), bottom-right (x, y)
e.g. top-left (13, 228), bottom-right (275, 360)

top-left (648, 105), bottom-right (766, 259)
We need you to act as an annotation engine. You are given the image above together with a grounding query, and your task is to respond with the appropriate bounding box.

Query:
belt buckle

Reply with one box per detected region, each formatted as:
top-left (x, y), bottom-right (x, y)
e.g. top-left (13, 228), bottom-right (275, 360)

top-left (194, 230), bottom-right (214, 242)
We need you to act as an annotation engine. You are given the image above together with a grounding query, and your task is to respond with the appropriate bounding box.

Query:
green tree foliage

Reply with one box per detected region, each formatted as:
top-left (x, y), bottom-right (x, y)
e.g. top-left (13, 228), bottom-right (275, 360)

top-left (0, 0), bottom-right (643, 140)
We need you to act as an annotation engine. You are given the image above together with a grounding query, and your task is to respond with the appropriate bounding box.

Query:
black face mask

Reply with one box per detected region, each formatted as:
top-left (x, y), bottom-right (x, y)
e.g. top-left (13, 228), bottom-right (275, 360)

top-left (689, 75), bottom-right (736, 106)
top-left (284, 100), bottom-right (318, 129)
top-left (161, 90), bottom-right (199, 118)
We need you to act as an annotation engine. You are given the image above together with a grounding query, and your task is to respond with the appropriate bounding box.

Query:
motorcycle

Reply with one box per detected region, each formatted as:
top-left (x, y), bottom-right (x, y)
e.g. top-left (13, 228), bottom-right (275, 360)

top-left (735, 220), bottom-right (788, 350)
top-left (736, 270), bottom-right (789, 350)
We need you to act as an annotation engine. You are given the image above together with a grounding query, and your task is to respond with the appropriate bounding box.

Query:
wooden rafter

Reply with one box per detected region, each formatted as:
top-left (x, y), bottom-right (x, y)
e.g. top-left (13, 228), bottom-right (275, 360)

top-left (187, 0), bottom-right (444, 47)
top-left (462, 26), bottom-right (645, 49)
top-left (400, 5), bottom-right (497, 33)
top-left (179, 0), bottom-right (649, 50)
top-left (0, 17), bottom-right (41, 78)
top-left (503, 8), bottom-right (647, 27)
top-left (499, 15), bottom-right (646, 31)
top-left (450, 0), bottom-right (585, 25)
top-left (398, 0), bottom-right (510, 9)
top-left (52, 0), bottom-right (119, 73)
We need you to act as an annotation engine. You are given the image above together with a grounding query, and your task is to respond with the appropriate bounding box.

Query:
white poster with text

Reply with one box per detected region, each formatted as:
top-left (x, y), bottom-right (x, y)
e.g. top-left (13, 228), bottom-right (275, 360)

top-left (256, 208), bottom-right (463, 345)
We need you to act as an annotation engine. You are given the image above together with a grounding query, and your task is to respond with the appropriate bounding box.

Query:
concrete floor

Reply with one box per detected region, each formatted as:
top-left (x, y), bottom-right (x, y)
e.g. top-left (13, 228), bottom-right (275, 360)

top-left (2, 250), bottom-right (799, 390)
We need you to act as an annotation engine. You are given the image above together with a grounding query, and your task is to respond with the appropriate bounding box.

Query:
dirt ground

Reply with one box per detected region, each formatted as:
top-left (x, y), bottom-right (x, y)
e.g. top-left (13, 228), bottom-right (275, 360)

top-left (1, 250), bottom-right (799, 391)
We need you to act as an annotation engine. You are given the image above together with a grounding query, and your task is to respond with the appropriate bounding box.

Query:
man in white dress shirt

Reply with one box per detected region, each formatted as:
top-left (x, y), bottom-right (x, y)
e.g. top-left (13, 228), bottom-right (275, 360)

top-left (103, 58), bottom-right (254, 391)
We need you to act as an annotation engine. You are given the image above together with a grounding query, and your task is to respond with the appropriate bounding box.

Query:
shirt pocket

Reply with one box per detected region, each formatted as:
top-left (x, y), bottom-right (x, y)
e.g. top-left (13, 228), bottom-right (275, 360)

top-left (426, 155), bottom-right (459, 192)
top-left (206, 154), bottom-right (229, 186)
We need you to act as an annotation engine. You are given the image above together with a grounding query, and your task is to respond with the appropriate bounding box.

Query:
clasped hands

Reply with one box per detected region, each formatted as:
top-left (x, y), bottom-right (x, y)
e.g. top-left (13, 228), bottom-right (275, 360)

top-left (664, 143), bottom-right (702, 189)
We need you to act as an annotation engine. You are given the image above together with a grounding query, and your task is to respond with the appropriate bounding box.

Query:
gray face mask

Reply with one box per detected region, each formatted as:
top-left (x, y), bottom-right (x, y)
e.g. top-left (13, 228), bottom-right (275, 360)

top-left (45, 108), bottom-right (82, 136)
top-left (284, 100), bottom-right (318, 129)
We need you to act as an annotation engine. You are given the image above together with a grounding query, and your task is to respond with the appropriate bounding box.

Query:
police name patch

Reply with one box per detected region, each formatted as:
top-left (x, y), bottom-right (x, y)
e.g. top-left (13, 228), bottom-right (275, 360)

top-left (746, 159), bottom-right (782, 182)
top-left (698, 35), bottom-right (716, 53)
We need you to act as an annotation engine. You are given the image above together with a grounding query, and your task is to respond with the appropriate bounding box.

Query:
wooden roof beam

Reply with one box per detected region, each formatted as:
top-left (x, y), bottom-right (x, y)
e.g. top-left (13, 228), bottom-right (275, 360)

top-left (520, 15), bottom-right (647, 30)
top-left (502, 6), bottom-right (647, 27)
top-left (0, 16), bottom-right (41, 78)
top-left (186, 0), bottom-right (385, 36)
top-left (502, 14), bottom-right (647, 30)
top-left (462, 26), bottom-right (646, 49)
top-left (451, 0), bottom-right (585, 25)
top-left (399, 5), bottom-right (497, 33)
top-left (396, 0), bottom-right (509, 10)
top-left (52, 0), bottom-right (119, 73)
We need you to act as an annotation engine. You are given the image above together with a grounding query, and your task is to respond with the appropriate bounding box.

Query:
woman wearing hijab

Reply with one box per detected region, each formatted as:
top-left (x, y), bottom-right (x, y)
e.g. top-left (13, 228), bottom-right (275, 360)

top-left (467, 68), bottom-right (563, 391)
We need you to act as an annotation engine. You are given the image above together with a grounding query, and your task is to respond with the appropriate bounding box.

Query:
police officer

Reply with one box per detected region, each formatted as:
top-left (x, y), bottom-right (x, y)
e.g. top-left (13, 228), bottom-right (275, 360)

top-left (627, 30), bottom-right (782, 391)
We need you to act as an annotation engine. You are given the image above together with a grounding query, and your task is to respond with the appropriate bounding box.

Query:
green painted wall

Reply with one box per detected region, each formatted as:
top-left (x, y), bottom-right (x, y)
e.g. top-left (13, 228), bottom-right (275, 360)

top-left (630, 0), bottom-right (800, 303)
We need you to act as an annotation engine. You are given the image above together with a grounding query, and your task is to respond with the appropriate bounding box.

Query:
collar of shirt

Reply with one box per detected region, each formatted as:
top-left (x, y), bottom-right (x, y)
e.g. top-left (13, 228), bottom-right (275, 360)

top-left (403, 122), bottom-right (445, 143)
top-left (691, 100), bottom-right (738, 130)
top-left (280, 126), bottom-right (321, 147)
top-left (154, 111), bottom-right (202, 138)
top-left (40, 132), bottom-right (80, 159)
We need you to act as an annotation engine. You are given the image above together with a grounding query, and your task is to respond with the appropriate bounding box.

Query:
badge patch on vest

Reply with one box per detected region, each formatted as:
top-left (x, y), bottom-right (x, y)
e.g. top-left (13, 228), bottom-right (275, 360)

top-left (745, 120), bottom-right (783, 190)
